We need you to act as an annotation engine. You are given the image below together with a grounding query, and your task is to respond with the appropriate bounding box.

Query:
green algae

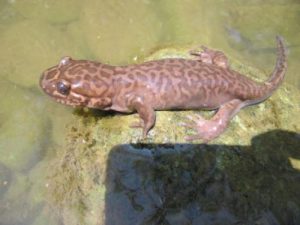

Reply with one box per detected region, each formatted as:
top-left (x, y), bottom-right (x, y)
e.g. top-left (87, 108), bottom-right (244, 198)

top-left (0, 20), bottom-right (84, 87)
top-left (0, 80), bottom-right (70, 172)
top-left (0, 158), bottom-right (56, 225)
top-left (157, 0), bottom-right (229, 48)
top-left (46, 115), bottom-right (107, 225)
top-left (80, 0), bottom-right (164, 65)
top-left (0, 81), bottom-right (49, 171)
top-left (0, 0), bottom-right (23, 29)
top-left (32, 209), bottom-right (60, 225)
top-left (225, 3), bottom-right (300, 87)
top-left (65, 20), bottom-right (95, 59)
top-left (1, 173), bottom-right (42, 224)
top-left (11, 0), bottom-right (82, 24)
top-left (227, 4), bottom-right (300, 48)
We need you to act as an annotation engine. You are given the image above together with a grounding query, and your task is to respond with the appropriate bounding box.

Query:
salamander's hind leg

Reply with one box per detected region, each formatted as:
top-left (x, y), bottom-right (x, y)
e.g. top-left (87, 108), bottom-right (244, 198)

top-left (182, 99), bottom-right (244, 142)
top-left (190, 46), bottom-right (229, 69)
top-left (128, 97), bottom-right (156, 138)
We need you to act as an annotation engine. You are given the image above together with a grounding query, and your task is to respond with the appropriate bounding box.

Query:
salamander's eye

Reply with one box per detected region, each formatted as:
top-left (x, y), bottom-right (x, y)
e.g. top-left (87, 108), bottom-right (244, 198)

top-left (56, 81), bottom-right (70, 95)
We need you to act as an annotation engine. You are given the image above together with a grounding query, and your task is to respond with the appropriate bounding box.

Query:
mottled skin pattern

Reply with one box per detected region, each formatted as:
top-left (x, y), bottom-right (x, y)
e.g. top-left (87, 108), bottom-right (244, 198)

top-left (40, 37), bottom-right (287, 142)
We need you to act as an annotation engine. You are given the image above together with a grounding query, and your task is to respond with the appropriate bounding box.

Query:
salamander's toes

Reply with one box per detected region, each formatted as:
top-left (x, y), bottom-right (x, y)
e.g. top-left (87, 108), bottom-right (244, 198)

top-left (186, 114), bottom-right (206, 124)
top-left (183, 114), bottom-right (221, 142)
top-left (180, 114), bottom-right (205, 130)
top-left (179, 121), bottom-right (196, 129)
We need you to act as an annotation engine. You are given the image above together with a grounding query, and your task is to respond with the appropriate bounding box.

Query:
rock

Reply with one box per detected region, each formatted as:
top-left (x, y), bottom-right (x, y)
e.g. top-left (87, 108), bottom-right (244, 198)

top-left (0, 154), bottom-right (58, 225)
top-left (47, 130), bottom-right (300, 225)
top-left (0, 81), bottom-right (48, 171)
top-left (32, 207), bottom-right (60, 225)
top-left (165, 210), bottom-right (191, 225)
top-left (286, 201), bottom-right (300, 225)
top-left (45, 99), bottom-right (74, 146)
top-left (192, 208), bottom-right (237, 225)
top-left (255, 211), bottom-right (280, 225)
top-left (0, 173), bottom-right (43, 225)
top-left (0, 163), bottom-right (12, 198)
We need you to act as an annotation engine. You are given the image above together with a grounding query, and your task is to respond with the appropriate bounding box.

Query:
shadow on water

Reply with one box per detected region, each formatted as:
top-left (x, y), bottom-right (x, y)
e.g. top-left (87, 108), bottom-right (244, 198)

top-left (104, 130), bottom-right (300, 225)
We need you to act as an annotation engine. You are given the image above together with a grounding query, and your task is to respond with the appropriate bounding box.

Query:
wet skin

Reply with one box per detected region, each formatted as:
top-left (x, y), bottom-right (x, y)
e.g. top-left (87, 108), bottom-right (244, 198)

top-left (40, 37), bottom-right (287, 142)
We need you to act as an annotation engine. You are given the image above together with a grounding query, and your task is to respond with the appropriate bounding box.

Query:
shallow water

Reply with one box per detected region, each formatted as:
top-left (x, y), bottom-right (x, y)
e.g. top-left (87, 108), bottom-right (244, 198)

top-left (0, 0), bottom-right (299, 225)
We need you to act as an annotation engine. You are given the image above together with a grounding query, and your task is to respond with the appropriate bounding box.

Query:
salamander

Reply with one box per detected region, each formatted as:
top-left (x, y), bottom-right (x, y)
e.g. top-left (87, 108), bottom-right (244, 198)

top-left (39, 36), bottom-right (287, 142)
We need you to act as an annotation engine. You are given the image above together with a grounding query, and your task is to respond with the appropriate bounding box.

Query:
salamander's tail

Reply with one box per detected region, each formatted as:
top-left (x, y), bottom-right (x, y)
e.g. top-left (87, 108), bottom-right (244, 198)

top-left (246, 36), bottom-right (287, 106)
top-left (264, 36), bottom-right (287, 92)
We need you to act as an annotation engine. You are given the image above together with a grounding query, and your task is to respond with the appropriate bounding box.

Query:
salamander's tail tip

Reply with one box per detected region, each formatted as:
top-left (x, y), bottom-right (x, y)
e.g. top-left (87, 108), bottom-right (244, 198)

top-left (275, 35), bottom-right (284, 43)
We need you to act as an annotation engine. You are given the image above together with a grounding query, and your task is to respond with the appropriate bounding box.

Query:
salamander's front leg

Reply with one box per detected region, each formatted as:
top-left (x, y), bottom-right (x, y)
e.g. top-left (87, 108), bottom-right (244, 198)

top-left (190, 46), bottom-right (229, 69)
top-left (183, 99), bottom-right (244, 142)
top-left (128, 97), bottom-right (156, 138)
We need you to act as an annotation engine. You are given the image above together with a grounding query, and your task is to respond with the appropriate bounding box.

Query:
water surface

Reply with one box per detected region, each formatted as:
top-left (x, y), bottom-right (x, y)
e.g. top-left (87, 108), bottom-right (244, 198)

top-left (0, 1), bottom-right (299, 224)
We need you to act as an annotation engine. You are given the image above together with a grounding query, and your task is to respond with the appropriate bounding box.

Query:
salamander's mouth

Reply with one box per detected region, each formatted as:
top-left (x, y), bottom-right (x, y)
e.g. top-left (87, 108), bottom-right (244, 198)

top-left (40, 82), bottom-right (86, 108)
top-left (40, 68), bottom-right (90, 108)
top-left (40, 78), bottom-right (85, 108)
top-left (47, 91), bottom-right (88, 107)
top-left (53, 98), bottom-right (84, 107)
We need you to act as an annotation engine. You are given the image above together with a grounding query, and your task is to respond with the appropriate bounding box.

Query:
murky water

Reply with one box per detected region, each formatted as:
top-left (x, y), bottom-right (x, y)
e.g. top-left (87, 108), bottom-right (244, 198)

top-left (0, 0), bottom-right (299, 225)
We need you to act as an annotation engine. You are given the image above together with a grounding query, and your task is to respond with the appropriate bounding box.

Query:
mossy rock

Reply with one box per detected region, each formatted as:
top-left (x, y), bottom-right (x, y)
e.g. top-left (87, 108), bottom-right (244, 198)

top-left (46, 45), bottom-right (299, 224)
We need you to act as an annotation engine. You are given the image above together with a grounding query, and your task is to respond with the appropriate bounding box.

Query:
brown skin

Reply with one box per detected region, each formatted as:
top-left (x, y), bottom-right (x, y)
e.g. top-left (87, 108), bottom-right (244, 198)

top-left (40, 37), bottom-right (287, 142)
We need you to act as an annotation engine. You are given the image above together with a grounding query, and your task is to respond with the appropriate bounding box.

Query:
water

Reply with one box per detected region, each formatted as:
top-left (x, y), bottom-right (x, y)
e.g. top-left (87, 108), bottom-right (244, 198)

top-left (0, 0), bottom-right (299, 225)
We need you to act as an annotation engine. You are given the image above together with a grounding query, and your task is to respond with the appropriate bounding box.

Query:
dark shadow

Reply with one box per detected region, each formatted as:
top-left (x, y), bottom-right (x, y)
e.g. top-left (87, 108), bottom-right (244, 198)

top-left (73, 107), bottom-right (119, 118)
top-left (104, 129), bottom-right (300, 225)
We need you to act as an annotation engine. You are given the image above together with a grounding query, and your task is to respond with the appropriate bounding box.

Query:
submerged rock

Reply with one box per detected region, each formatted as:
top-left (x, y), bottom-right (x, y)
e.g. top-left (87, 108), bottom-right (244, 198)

top-left (0, 20), bottom-right (83, 87)
top-left (80, 0), bottom-right (164, 65)
top-left (0, 81), bottom-right (48, 171)
top-left (0, 159), bottom-right (54, 225)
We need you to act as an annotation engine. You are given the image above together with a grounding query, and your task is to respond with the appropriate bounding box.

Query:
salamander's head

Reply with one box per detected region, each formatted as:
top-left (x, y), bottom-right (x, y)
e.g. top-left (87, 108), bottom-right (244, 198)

top-left (40, 56), bottom-right (111, 108)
